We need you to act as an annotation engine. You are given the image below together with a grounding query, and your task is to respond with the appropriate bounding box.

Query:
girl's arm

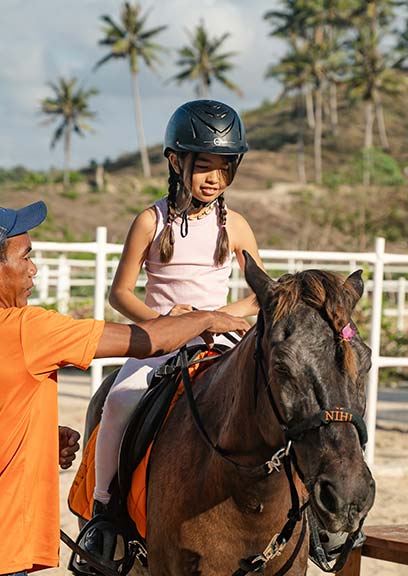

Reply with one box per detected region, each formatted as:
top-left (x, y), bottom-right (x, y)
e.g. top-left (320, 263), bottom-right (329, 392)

top-left (217, 209), bottom-right (264, 318)
top-left (109, 207), bottom-right (161, 322)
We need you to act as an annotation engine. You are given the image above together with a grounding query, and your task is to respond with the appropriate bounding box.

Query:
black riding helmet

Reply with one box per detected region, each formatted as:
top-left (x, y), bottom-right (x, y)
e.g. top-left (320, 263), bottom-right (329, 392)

top-left (163, 99), bottom-right (249, 157)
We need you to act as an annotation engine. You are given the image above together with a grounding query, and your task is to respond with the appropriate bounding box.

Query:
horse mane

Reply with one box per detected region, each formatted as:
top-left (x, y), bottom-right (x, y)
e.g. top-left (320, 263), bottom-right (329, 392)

top-left (270, 270), bottom-right (360, 380)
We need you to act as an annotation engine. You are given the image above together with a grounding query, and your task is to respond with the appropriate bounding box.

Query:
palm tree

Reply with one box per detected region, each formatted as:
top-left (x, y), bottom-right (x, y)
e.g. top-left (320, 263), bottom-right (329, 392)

top-left (265, 1), bottom-right (348, 184)
top-left (96, 2), bottom-right (167, 178)
top-left (266, 43), bottom-right (312, 182)
top-left (264, 2), bottom-right (315, 129)
top-left (40, 77), bottom-right (98, 187)
top-left (172, 19), bottom-right (242, 98)
top-left (395, 19), bottom-right (408, 70)
top-left (347, 0), bottom-right (405, 185)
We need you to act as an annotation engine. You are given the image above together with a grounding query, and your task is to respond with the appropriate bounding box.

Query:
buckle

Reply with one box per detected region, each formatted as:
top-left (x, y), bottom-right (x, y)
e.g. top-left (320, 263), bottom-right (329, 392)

top-left (129, 540), bottom-right (148, 568)
top-left (155, 364), bottom-right (177, 376)
top-left (261, 534), bottom-right (287, 562)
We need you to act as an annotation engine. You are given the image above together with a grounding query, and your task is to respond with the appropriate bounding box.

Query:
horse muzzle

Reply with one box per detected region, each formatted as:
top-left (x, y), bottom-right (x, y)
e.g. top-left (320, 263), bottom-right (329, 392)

top-left (311, 465), bottom-right (375, 533)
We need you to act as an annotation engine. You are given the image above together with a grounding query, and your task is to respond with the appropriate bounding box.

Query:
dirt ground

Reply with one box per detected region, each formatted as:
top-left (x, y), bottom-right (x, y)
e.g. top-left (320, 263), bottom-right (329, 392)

top-left (42, 374), bottom-right (408, 576)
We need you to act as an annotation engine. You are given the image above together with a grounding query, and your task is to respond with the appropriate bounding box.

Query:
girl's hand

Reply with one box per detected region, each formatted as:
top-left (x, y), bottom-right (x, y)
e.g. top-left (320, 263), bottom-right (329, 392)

top-left (167, 304), bottom-right (194, 316)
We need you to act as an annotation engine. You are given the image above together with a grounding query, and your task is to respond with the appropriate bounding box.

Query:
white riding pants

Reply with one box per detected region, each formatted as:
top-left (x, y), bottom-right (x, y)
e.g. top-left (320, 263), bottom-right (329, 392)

top-left (94, 335), bottom-right (235, 504)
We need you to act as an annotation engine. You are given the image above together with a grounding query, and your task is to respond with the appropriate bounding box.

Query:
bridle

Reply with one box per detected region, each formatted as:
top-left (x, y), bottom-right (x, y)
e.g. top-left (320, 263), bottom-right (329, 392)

top-left (179, 311), bottom-right (368, 575)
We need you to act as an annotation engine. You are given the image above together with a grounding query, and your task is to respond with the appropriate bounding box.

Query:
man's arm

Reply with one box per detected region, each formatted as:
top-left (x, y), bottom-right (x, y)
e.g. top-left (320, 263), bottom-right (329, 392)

top-left (95, 310), bottom-right (249, 359)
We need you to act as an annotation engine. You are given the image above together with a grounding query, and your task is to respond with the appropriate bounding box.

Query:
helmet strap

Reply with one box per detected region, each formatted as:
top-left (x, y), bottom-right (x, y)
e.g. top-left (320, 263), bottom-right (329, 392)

top-left (190, 196), bottom-right (214, 209)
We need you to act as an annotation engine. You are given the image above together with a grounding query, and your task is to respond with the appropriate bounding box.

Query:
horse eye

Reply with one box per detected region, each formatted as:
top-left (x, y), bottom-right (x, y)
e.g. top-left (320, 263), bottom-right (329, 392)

top-left (274, 360), bottom-right (291, 378)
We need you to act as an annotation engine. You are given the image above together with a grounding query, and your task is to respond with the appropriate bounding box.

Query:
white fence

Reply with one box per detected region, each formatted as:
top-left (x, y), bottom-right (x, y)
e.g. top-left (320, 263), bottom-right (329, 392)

top-left (31, 228), bottom-right (408, 466)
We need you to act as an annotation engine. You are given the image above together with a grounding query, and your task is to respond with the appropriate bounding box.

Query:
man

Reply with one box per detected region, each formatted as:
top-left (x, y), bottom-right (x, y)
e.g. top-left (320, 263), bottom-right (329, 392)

top-left (0, 201), bottom-right (249, 576)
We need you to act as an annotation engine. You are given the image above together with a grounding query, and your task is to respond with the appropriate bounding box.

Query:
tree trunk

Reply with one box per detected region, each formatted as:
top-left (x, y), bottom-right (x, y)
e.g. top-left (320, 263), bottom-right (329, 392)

top-left (130, 70), bottom-right (151, 179)
top-left (305, 89), bottom-right (315, 129)
top-left (314, 85), bottom-right (323, 184)
top-left (63, 124), bottom-right (71, 189)
top-left (329, 82), bottom-right (338, 136)
top-left (363, 99), bottom-right (375, 187)
top-left (374, 97), bottom-right (390, 151)
top-left (296, 92), bottom-right (307, 184)
top-left (197, 78), bottom-right (208, 99)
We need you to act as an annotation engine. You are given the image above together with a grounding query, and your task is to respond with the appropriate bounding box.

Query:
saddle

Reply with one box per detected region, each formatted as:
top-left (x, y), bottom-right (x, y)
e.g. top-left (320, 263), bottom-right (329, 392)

top-left (68, 344), bottom-right (226, 568)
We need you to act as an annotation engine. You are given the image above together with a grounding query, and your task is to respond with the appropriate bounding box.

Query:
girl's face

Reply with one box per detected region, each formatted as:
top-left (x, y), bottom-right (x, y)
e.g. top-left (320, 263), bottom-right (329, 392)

top-left (169, 152), bottom-right (233, 205)
top-left (190, 153), bottom-right (231, 203)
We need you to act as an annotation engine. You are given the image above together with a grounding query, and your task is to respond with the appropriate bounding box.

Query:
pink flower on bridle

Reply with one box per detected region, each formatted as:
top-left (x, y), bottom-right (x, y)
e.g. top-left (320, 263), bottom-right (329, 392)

top-left (340, 323), bottom-right (356, 342)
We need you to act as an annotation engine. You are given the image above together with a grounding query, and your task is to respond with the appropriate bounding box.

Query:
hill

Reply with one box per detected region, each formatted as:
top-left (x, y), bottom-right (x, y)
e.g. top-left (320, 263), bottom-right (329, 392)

top-left (1, 91), bottom-right (408, 252)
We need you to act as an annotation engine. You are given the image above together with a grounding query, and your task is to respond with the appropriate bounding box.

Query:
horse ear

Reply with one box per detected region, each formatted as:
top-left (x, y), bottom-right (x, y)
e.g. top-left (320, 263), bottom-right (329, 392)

top-left (344, 269), bottom-right (364, 308)
top-left (243, 250), bottom-right (277, 307)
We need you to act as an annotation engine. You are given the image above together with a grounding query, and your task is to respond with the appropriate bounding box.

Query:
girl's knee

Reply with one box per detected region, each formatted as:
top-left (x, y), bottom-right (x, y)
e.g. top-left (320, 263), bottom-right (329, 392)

top-left (104, 387), bottom-right (140, 418)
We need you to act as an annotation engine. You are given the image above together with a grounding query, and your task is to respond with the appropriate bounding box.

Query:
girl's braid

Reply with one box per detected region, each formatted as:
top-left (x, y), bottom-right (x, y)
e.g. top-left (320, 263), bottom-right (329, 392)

top-left (215, 194), bottom-right (229, 266)
top-left (159, 163), bottom-right (179, 263)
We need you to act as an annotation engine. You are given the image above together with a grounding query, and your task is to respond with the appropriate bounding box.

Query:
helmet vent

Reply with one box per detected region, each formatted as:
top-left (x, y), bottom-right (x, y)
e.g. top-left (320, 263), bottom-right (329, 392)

top-left (190, 117), bottom-right (198, 139)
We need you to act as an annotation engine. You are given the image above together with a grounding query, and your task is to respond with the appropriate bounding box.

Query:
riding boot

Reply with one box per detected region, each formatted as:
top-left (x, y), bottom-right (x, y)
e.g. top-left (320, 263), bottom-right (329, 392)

top-left (82, 499), bottom-right (112, 557)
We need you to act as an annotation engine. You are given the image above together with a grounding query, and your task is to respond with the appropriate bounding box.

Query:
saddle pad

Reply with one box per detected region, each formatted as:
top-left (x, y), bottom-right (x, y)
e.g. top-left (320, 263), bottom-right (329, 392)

top-left (68, 423), bottom-right (99, 521)
top-left (68, 350), bottom-right (220, 538)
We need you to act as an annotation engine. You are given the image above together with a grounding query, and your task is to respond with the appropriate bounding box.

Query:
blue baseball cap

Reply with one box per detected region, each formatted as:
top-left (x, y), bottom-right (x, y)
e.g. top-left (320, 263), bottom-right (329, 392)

top-left (0, 201), bottom-right (47, 244)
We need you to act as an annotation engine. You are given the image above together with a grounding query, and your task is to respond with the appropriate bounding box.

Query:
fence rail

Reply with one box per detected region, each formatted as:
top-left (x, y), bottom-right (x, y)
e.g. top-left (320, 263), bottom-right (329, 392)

top-left (31, 228), bottom-right (408, 466)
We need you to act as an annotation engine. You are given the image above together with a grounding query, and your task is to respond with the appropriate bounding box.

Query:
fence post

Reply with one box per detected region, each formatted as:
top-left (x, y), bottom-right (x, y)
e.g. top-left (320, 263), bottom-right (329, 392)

top-left (92, 227), bottom-right (107, 394)
top-left (397, 277), bottom-right (406, 332)
top-left (230, 258), bottom-right (240, 302)
top-left (366, 237), bottom-right (385, 467)
top-left (39, 263), bottom-right (49, 302)
top-left (57, 255), bottom-right (70, 315)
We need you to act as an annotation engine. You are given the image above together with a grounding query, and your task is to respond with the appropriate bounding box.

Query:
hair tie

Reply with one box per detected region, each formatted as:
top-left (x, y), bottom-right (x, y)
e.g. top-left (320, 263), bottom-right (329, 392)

top-left (339, 323), bottom-right (356, 342)
top-left (166, 222), bottom-right (172, 227)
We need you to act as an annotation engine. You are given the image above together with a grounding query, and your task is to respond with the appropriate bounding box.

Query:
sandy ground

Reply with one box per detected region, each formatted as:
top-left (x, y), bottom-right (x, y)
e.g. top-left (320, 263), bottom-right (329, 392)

top-left (41, 373), bottom-right (408, 576)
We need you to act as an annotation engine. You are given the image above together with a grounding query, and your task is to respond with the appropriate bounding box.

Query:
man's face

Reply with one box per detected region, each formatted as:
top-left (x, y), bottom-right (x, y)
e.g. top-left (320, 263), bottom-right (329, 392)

top-left (0, 233), bottom-right (37, 308)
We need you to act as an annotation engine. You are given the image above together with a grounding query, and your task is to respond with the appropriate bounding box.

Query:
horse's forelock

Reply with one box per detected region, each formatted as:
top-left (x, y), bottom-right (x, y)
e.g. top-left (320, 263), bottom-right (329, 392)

top-left (269, 270), bottom-right (359, 380)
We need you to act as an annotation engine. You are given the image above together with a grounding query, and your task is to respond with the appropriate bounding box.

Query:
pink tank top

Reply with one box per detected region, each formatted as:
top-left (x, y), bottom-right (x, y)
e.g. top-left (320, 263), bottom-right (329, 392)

top-left (144, 197), bottom-right (232, 315)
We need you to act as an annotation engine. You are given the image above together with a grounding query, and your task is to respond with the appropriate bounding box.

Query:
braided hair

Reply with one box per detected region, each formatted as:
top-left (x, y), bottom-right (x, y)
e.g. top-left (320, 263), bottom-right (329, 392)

top-left (159, 153), bottom-right (239, 265)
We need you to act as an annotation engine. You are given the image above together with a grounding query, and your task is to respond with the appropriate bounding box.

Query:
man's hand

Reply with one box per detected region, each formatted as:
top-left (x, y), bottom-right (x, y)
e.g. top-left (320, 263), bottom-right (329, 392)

top-left (201, 311), bottom-right (250, 347)
top-left (59, 426), bottom-right (80, 470)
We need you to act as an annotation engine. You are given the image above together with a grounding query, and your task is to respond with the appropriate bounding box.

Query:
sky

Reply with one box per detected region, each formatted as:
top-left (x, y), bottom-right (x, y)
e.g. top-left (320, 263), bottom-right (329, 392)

top-left (0, 0), bottom-right (284, 171)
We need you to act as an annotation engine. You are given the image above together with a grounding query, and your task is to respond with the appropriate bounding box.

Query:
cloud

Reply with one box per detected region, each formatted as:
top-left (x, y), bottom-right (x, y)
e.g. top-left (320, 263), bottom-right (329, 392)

top-left (0, 0), bottom-right (283, 169)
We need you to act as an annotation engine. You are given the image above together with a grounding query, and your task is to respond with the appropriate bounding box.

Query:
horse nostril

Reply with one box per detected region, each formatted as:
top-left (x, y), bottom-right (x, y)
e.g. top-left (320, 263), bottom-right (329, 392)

top-left (317, 480), bottom-right (339, 515)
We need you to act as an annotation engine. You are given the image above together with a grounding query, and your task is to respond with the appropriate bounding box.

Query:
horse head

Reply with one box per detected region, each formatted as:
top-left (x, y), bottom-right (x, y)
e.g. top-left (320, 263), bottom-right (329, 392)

top-left (244, 252), bottom-right (375, 536)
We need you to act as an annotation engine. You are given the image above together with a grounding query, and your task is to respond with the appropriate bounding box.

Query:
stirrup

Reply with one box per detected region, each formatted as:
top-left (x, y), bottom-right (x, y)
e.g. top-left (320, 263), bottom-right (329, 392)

top-left (68, 515), bottom-right (136, 576)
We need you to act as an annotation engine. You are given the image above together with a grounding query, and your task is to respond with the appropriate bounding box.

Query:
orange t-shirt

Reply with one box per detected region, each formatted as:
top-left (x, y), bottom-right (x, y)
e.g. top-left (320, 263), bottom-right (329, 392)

top-left (0, 306), bottom-right (105, 574)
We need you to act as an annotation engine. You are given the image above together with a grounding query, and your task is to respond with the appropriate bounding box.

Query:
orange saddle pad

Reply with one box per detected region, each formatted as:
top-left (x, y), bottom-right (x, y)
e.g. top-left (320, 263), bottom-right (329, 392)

top-left (68, 350), bottom-right (219, 539)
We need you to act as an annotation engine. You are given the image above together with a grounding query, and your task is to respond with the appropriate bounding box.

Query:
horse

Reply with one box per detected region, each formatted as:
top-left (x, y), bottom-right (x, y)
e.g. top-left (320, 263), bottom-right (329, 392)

top-left (81, 254), bottom-right (375, 576)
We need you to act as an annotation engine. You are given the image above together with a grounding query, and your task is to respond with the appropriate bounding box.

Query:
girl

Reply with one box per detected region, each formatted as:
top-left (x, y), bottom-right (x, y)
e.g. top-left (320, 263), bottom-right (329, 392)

top-left (93, 99), bottom-right (264, 516)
